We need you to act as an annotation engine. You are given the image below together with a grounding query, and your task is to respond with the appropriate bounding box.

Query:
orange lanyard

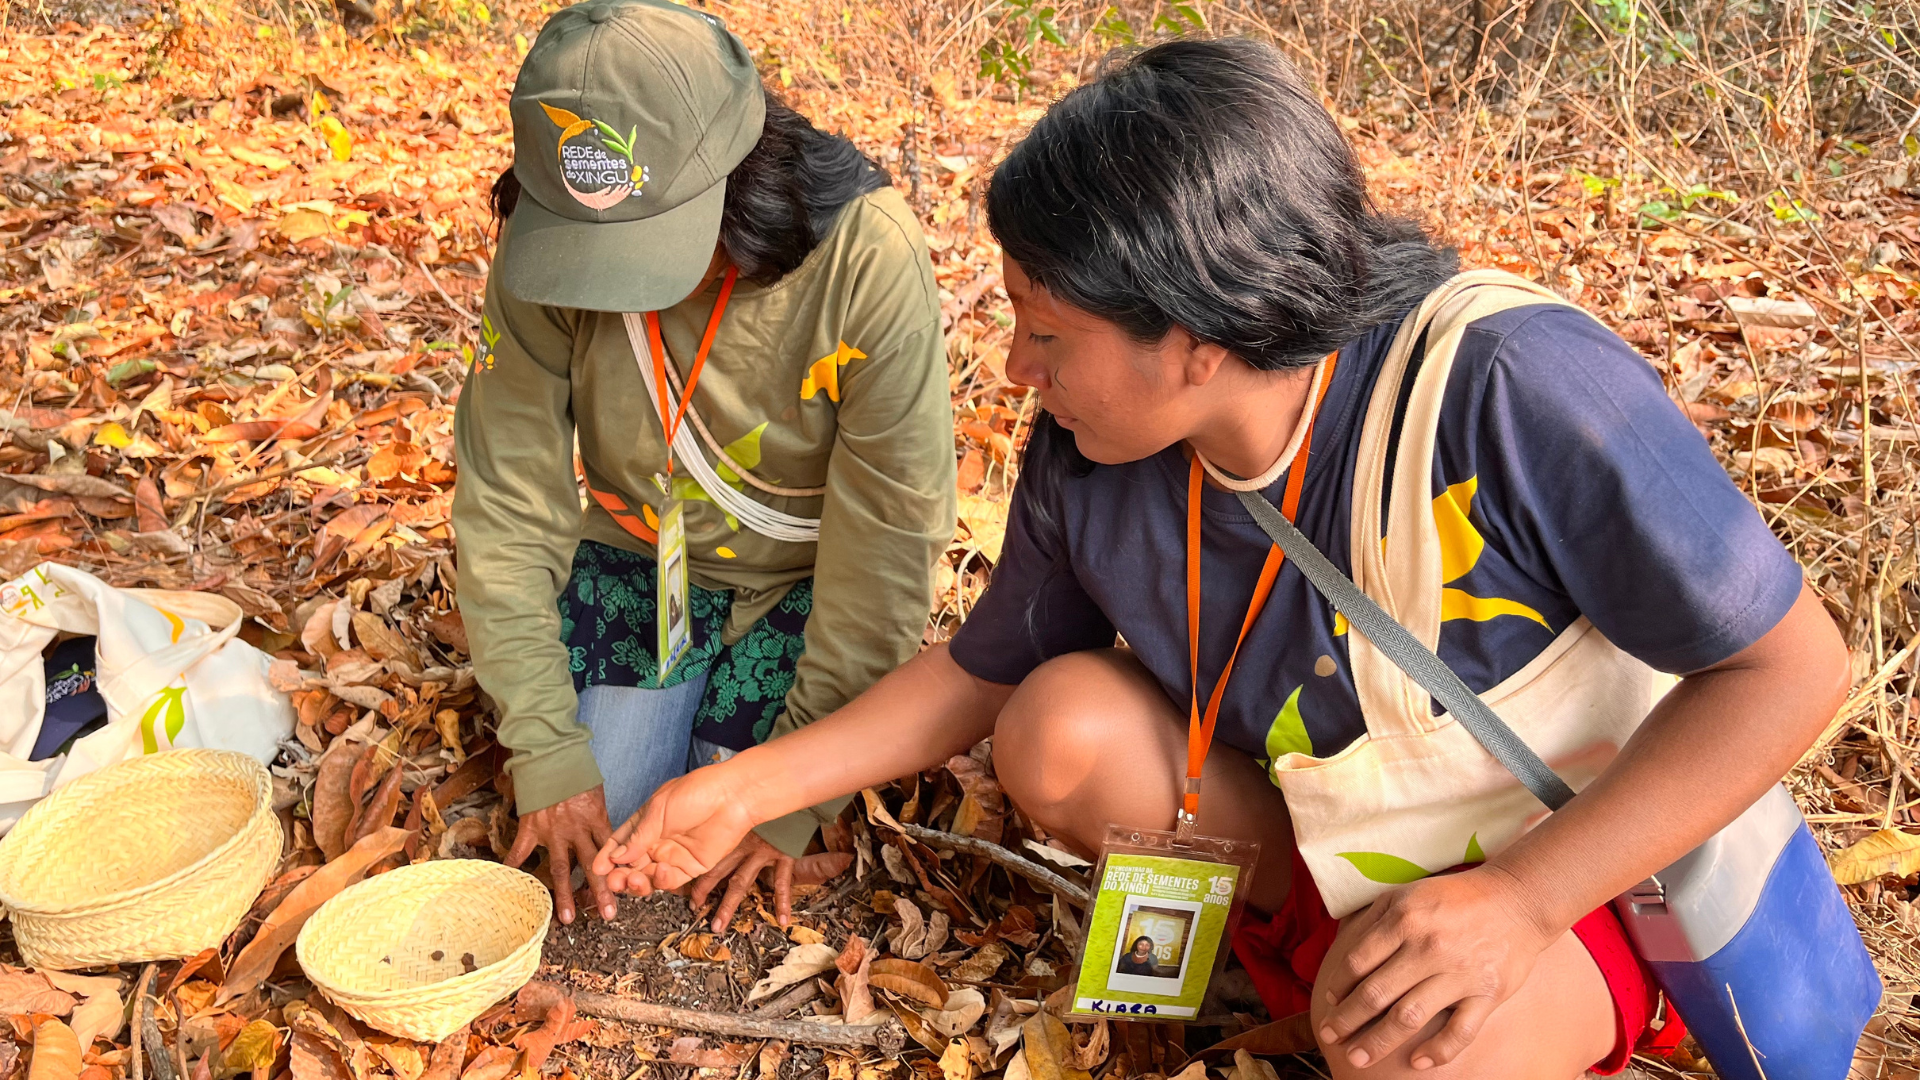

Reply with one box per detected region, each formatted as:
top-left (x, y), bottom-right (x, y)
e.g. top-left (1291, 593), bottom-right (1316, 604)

top-left (1180, 353), bottom-right (1338, 835)
top-left (644, 266), bottom-right (738, 477)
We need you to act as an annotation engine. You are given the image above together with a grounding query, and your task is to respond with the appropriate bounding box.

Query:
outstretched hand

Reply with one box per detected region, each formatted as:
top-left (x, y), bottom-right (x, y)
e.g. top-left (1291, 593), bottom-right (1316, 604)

top-left (592, 764), bottom-right (759, 894)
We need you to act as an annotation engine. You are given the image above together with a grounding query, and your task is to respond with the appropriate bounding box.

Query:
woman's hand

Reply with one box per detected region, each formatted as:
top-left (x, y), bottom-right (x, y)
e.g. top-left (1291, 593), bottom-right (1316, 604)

top-left (505, 787), bottom-right (618, 925)
top-left (593, 762), bottom-right (760, 894)
top-left (1317, 865), bottom-right (1555, 1070)
top-left (686, 832), bottom-right (854, 932)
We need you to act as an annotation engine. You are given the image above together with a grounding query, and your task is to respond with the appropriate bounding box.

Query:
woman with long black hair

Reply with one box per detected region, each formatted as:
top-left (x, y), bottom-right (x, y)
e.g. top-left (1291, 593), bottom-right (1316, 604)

top-left (455, 0), bottom-right (953, 927)
top-left (595, 37), bottom-right (1848, 1077)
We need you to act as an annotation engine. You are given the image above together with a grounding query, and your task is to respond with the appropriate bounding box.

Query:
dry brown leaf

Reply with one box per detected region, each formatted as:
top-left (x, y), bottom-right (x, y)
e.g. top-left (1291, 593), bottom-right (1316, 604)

top-left (27, 1019), bottom-right (82, 1080)
top-left (352, 755), bottom-right (407, 845)
top-left (748, 943), bottom-right (840, 1003)
top-left (1020, 1013), bottom-right (1090, 1080)
top-left (890, 897), bottom-right (929, 959)
top-left (758, 1041), bottom-right (789, 1078)
top-left (223, 1020), bottom-right (281, 1076)
top-left (311, 739), bottom-right (367, 861)
top-left (0, 968), bottom-right (75, 1017)
top-left (870, 958), bottom-right (950, 1008)
top-left (220, 827), bottom-right (410, 1003)
top-left (926, 988), bottom-right (987, 1039)
top-left (861, 788), bottom-right (905, 833)
top-left (836, 935), bottom-right (876, 1024)
top-left (38, 973), bottom-right (120, 1049)
top-left (457, 1045), bottom-right (517, 1080)
top-left (1229, 1050), bottom-right (1280, 1080)
top-left (1069, 1018), bottom-right (1109, 1071)
top-left (677, 934), bottom-right (732, 962)
top-left (939, 1037), bottom-right (975, 1080)
top-left (513, 982), bottom-right (595, 1072)
top-left (666, 1038), bottom-right (754, 1069)
top-left (1830, 829), bottom-right (1920, 885)
top-left (888, 1001), bottom-right (947, 1054)
top-left (950, 942), bottom-right (1011, 984)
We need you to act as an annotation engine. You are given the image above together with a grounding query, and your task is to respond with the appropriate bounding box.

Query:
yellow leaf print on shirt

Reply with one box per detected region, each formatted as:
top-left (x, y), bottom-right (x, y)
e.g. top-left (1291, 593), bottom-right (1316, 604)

top-left (1264, 685), bottom-right (1313, 760)
top-left (1433, 476), bottom-right (1550, 630)
top-left (799, 341), bottom-right (867, 403)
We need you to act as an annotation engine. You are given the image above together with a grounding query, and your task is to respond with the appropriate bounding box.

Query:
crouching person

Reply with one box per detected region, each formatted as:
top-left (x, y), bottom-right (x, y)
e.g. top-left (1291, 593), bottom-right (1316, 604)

top-left (595, 38), bottom-right (1848, 1079)
top-left (455, 0), bottom-right (955, 926)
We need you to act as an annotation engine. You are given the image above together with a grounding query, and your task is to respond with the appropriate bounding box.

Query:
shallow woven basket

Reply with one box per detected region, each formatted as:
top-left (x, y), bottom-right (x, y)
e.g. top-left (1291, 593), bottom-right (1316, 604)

top-left (296, 859), bottom-right (549, 1041)
top-left (0, 748), bottom-right (281, 969)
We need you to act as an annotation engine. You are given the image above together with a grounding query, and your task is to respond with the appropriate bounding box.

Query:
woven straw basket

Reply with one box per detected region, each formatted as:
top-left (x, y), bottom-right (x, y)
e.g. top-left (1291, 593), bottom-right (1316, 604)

top-left (0, 748), bottom-right (281, 969)
top-left (296, 859), bottom-right (549, 1041)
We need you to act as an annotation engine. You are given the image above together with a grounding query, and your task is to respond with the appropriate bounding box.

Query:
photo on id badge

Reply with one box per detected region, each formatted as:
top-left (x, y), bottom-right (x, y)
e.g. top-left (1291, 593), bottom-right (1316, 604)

top-left (1106, 896), bottom-right (1200, 994)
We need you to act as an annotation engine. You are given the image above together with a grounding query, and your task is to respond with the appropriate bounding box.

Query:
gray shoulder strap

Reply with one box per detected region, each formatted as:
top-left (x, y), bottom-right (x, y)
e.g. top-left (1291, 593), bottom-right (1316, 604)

top-left (1236, 490), bottom-right (1577, 811)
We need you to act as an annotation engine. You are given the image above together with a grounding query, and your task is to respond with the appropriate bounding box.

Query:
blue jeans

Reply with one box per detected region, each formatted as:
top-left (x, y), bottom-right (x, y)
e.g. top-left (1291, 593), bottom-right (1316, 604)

top-left (577, 680), bottom-right (739, 827)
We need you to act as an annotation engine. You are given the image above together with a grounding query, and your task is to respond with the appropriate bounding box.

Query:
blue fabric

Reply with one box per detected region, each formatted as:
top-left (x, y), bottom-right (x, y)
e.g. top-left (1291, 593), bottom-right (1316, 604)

top-left (36, 636), bottom-right (106, 761)
top-left (1648, 825), bottom-right (1879, 1079)
top-left (949, 304), bottom-right (1805, 764)
top-left (576, 678), bottom-right (708, 826)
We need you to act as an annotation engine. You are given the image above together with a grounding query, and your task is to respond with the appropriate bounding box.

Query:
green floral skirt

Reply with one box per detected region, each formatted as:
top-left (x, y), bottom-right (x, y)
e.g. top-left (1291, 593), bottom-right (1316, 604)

top-left (559, 540), bottom-right (812, 751)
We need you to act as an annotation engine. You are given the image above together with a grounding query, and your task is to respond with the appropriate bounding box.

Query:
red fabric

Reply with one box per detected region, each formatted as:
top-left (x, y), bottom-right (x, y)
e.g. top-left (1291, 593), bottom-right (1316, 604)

top-left (1569, 903), bottom-right (1689, 1073)
top-left (1229, 858), bottom-right (1686, 1071)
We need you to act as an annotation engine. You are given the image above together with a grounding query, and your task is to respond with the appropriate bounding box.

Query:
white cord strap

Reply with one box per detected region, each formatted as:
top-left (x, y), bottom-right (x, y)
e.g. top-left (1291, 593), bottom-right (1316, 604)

top-left (657, 346), bottom-right (828, 499)
top-left (621, 313), bottom-right (823, 543)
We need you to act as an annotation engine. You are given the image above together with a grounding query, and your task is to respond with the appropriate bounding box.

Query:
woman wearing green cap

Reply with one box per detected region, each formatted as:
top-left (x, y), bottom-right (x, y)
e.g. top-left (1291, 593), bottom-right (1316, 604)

top-left (454, 0), bottom-right (955, 926)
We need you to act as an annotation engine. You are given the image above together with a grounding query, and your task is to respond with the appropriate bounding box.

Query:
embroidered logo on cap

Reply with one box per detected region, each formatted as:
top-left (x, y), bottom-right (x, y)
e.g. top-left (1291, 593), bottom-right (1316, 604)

top-left (540, 102), bottom-right (650, 210)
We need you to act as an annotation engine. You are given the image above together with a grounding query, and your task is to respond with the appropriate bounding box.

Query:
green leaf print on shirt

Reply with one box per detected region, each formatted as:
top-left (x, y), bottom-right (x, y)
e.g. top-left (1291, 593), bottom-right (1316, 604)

top-left (1337, 833), bottom-right (1488, 884)
top-left (1336, 850), bottom-right (1432, 885)
top-left (1264, 685), bottom-right (1312, 760)
top-left (670, 474), bottom-right (740, 533)
top-left (715, 422), bottom-right (768, 487)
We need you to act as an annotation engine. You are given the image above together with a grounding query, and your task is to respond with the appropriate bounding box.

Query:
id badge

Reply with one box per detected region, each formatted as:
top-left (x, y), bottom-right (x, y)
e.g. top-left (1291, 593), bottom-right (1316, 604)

top-left (656, 499), bottom-right (692, 681)
top-left (1069, 825), bottom-right (1258, 1022)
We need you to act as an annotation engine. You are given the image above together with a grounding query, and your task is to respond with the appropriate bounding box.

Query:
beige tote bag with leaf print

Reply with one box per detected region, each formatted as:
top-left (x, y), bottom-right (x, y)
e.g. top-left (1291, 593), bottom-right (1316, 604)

top-left (1269, 270), bottom-right (1679, 919)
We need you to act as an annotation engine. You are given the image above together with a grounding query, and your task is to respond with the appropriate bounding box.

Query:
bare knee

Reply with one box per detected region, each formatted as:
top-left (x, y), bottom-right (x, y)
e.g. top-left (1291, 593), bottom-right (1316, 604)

top-left (992, 650), bottom-right (1131, 816)
top-left (992, 649), bottom-right (1182, 831)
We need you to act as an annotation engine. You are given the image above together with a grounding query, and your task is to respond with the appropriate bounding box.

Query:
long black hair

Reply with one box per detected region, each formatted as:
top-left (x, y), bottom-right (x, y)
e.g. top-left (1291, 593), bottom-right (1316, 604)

top-left (988, 38), bottom-right (1457, 528)
top-left (490, 86), bottom-right (889, 285)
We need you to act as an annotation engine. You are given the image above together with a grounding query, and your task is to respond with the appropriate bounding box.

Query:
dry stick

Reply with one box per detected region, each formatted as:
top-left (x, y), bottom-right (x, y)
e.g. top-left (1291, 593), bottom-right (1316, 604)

top-left (899, 823), bottom-right (1091, 907)
top-left (139, 965), bottom-right (179, 1080)
top-left (416, 258), bottom-right (477, 326)
top-left (752, 978), bottom-right (822, 1019)
top-left (130, 965), bottom-right (154, 1080)
top-left (568, 988), bottom-right (891, 1048)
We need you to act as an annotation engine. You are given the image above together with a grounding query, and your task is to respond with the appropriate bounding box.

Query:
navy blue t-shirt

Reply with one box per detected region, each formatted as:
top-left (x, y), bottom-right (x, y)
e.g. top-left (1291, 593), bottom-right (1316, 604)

top-left (948, 305), bottom-right (1803, 764)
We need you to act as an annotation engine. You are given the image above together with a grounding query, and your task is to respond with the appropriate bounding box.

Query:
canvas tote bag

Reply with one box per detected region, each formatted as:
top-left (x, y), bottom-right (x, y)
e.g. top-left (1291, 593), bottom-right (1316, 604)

top-left (0, 562), bottom-right (293, 832)
top-left (1267, 270), bottom-right (1678, 918)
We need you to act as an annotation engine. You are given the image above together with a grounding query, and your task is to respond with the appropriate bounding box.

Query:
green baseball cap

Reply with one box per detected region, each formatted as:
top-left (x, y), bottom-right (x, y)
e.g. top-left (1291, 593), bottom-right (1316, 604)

top-left (501, 0), bottom-right (766, 312)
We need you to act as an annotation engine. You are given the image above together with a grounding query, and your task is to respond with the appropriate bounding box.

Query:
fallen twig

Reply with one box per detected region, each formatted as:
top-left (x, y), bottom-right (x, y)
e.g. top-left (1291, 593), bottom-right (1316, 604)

top-left (751, 977), bottom-right (822, 1019)
top-left (568, 988), bottom-right (896, 1049)
top-left (138, 966), bottom-right (178, 1080)
top-left (130, 965), bottom-right (153, 1080)
top-left (417, 258), bottom-right (478, 325)
top-left (900, 824), bottom-right (1091, 906)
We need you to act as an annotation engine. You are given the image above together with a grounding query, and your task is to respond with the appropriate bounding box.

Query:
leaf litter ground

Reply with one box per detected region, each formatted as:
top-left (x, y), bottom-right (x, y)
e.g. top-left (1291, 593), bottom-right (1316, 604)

top-left (4, 0), bottom-right (1920, 1076)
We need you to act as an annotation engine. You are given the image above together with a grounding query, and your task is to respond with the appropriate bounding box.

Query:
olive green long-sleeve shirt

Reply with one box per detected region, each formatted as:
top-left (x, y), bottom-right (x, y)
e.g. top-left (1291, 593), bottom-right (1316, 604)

top-left (454, 188), bottom-right (954, 849)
